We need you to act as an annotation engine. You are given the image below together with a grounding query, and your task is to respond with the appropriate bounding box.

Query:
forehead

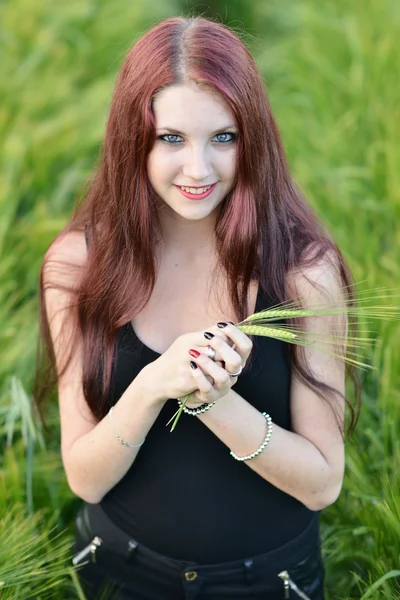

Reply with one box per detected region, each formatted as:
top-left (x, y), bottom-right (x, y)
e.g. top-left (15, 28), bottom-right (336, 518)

top-left (152, 83), bottom-right (235, 132)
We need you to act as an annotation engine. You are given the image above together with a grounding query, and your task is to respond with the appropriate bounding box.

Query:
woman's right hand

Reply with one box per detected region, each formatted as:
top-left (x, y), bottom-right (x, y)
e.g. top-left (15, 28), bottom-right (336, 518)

top-left (144, 332), bottom-right (219, 403)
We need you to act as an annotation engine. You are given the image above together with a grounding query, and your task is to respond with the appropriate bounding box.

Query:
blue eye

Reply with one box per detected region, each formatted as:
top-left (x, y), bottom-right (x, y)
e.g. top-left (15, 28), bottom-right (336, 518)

top-left (157, 132), bottom-right (237, 145)
top-left (214, 132), bottom-right (237, 143)
top-left (158, 134), bottom-right (182, 144)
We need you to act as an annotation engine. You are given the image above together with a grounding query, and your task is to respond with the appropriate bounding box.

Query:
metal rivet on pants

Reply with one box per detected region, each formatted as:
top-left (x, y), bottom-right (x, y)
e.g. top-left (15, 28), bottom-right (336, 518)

top-left (184, 571), bottom-right (198, 581)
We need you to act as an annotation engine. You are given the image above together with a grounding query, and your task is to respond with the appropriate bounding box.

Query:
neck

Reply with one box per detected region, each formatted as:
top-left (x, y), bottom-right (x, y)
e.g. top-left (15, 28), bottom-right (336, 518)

top-left (157, 210), bottom-right (219, 264)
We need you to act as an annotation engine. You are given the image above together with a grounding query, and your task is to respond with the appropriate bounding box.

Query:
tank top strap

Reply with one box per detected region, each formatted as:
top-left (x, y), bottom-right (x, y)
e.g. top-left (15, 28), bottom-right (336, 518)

top-left (254, 282), bottom-right (277, 314)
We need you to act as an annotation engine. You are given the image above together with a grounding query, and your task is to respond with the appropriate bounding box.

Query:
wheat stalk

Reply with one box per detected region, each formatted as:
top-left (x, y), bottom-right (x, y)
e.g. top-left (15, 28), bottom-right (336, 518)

top-left (167, 287), bottom-right (400, 431)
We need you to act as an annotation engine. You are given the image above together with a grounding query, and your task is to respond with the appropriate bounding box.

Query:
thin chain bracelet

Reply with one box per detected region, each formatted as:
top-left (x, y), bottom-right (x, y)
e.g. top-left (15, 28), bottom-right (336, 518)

top-left (177, 398), bottom-right (218, 415)
top-left (109, 407), bottom-right (146, 449)
top-left (230, 412), bottom-right (273, 461)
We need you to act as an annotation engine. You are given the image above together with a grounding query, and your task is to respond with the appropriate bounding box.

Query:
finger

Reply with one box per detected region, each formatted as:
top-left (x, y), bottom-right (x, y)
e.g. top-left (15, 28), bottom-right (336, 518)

top-left (201, 325), bottom-right (233, 346)
top-left (189, 360), bottom-right (215, 396)
top-left (196, 334), bottom-right (243, 375)
top-left (190, 353), bottom-right (232, 391)
top-left (215, 322), bottom-right (253, 362)
top-left (190, 329), bottom-right (230, 349)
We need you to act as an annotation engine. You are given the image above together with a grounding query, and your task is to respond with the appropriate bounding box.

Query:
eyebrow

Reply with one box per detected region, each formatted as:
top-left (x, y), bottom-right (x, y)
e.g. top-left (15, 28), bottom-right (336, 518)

top-left (156, 125), bottom-right (237, 135)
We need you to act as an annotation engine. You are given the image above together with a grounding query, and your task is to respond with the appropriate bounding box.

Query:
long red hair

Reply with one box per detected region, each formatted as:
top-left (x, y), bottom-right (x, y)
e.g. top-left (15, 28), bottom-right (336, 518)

top-left (35, 16), bottom-right (361, 434)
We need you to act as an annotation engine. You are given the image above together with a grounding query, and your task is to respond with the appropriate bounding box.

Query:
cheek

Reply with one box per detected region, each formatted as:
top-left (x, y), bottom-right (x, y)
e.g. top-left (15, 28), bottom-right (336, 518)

top-left (219, 150), bottom-right (237, 181)
top-left (148, 150), bottom-right (180, 184)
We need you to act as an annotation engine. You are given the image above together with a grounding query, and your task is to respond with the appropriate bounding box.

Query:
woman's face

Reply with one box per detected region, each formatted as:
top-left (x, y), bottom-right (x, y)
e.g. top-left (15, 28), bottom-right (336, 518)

top-left (147, 82), bottom-right (238, 223)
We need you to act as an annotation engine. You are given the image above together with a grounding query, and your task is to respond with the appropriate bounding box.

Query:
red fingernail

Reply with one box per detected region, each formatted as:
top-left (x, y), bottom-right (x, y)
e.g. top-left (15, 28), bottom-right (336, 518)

top-left (188, 349), bottom-right (200, 358)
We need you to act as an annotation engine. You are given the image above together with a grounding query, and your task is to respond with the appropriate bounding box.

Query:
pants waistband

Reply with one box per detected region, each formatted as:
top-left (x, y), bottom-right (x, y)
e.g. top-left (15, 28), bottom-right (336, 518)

top-left (80, 502), bottom-right (321, 579)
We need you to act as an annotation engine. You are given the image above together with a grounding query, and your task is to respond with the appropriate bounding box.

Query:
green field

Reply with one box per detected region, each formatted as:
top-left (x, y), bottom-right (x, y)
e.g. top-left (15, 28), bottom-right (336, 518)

top-left (1, 0), bottom-right (399, 597)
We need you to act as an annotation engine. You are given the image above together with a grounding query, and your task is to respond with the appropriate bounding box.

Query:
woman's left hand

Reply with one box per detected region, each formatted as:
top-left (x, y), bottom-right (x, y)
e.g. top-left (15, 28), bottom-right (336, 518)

top-left (186, 322), bottom-right (253, 406)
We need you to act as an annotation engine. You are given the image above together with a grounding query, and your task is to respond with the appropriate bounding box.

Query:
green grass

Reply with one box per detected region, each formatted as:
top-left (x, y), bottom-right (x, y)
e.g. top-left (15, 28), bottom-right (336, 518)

top-left (1, 0), bottom-right (399, 597)
top-left (254, 1), bottom-right (400, 597)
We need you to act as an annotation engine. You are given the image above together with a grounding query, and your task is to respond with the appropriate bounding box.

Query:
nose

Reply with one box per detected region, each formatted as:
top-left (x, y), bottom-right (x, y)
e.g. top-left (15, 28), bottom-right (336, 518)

top-left (182, 146), bottom-right (212, 181)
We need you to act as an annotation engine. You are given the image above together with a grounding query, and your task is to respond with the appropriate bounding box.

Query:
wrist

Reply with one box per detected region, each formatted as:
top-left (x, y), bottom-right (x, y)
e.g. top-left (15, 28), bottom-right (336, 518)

top-left (177, 397), bottom-right (218, 416)
top-left (185, 396), bottom-right (204, 408)
top-left (136, 363), bottom-right (168, 406)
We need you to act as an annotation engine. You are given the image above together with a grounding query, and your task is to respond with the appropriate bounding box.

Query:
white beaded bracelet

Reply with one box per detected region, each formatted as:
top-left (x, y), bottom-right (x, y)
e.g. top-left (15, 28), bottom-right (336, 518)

top-left (109, 407), bottom-right (146, 449)
top-left (177, 398), bottom-right (218, 415)
top-left (230, 412), bottom-right (273, 461)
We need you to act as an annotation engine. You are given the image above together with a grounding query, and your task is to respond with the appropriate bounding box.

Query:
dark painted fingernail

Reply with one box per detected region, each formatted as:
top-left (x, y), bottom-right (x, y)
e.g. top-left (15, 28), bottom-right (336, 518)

top-left (204, 331), bottom-right (214, 340)
top-left (190, 361), bottom-right (198, 369)
top-left (217, 322), bottom-right (228, 328)
top-left (227, 321), bottom-right (235, 326)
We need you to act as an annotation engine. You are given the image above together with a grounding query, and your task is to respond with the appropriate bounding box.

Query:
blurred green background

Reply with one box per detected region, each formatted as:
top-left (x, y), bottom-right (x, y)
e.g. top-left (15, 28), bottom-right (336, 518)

top-left (1, 0), bottom-right (399, 597)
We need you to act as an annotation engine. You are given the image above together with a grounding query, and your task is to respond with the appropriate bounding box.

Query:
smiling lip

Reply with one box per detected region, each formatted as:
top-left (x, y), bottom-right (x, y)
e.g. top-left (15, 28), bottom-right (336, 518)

top-left (175, 183), bottom-right (217, 200)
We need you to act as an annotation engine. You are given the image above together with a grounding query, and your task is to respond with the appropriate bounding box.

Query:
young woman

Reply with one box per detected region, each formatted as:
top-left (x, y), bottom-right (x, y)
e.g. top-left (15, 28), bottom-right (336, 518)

top-left (36, 16), bottom-right (360, 600)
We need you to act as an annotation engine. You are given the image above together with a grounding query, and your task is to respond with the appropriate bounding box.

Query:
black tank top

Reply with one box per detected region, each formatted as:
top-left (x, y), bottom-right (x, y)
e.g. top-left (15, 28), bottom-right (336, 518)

top-left (100, 283), bottom-right (318, 563)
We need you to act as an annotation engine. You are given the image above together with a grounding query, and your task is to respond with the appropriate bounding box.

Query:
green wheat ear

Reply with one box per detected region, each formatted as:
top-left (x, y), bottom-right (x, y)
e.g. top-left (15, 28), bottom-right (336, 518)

top-left (243, 309), bottom-right (315, 321)
top-left (166, 287), bottom-right (399, 431)
top-left (238, 325), bottom-right (298, 339)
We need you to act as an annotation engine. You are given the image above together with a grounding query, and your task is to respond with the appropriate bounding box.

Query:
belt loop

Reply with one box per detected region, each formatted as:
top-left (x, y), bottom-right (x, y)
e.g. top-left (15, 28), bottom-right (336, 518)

top-left (126, 539), bottom-right (138, 562)
top-left (244, 559), bottom-right (254, 585)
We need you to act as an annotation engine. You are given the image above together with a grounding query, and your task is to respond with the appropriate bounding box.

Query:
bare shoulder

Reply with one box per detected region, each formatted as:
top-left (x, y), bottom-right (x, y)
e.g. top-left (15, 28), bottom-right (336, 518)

top-left (43, 229), bottom-right (88, 290)
top-left (42, 230), bottom-right (99, 463)
top-left (286, 248), bottom-right (344, 308)
top-left (42, 229), bottom-right (88, 343)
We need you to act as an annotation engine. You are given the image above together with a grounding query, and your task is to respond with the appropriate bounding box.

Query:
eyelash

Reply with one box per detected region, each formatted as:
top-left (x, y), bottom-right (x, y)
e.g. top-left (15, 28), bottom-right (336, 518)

top-left (157, 132), bottom-right (237, 145)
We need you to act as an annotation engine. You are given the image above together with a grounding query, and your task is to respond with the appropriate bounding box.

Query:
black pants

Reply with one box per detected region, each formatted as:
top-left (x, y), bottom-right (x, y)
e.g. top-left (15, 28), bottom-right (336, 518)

top-left (73, 503), bottom-right (325, 599)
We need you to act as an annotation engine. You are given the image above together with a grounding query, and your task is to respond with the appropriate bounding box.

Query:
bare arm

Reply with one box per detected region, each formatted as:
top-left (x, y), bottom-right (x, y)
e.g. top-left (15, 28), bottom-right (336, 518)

top-left (43, 231), bottom-right (166, 503)
top-left (195, 385), bottom-right (344, 511)
top-left (61, 364), bottom-right (163, 504)
top-left (187, 255), bottom-right (346, 511)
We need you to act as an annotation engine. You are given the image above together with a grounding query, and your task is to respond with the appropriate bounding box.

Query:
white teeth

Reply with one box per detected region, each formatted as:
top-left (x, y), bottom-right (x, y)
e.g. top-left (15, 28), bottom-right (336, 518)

top-left (179, 185), bottom-right (212, 194)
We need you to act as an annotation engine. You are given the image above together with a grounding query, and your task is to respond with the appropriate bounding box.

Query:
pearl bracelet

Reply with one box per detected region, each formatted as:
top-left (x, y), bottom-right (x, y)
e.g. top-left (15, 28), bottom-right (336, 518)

top-left (109, 407), bottom-right (146, 449)
top-left (230, 412), bottom-right (273, 461)
top-left (177, 398), bottom-right (218, 415)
